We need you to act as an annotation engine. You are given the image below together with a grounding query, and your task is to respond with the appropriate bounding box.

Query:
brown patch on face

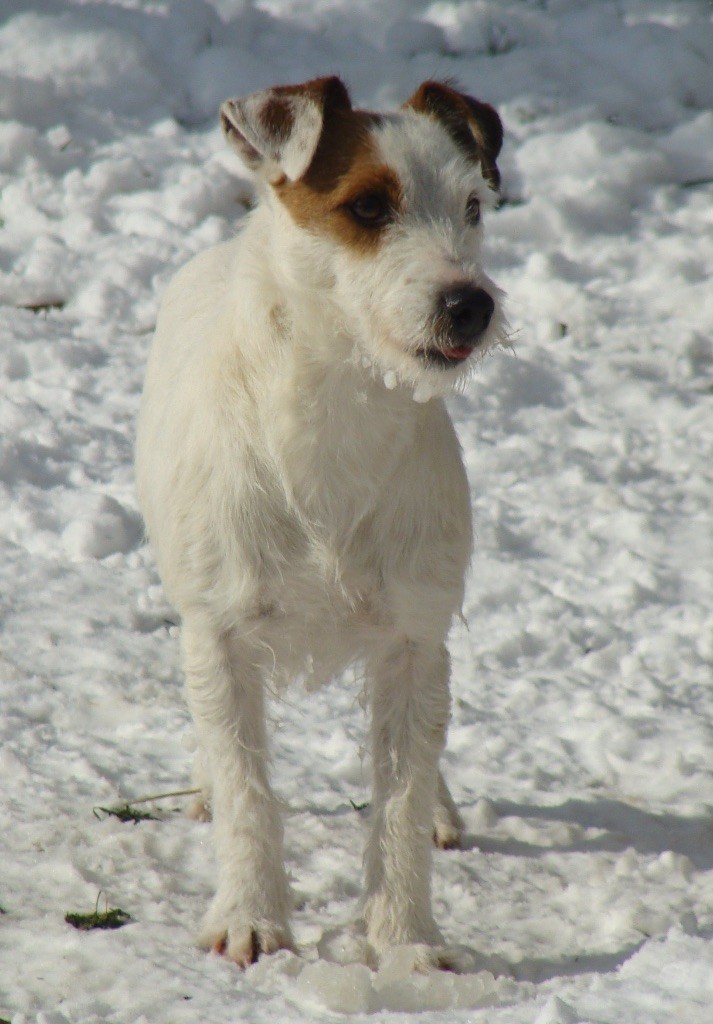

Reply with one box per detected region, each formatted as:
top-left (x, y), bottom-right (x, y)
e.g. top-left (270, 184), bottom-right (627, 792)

top-left (405, 81), bottom-right (503, 190)
top-left (274, 100), bottom-right (400, 252)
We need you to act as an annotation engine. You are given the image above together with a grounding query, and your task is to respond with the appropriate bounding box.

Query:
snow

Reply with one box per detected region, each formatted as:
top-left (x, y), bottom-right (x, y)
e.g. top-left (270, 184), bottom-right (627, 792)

top-left (1, 0), bottom-right (712, 1021)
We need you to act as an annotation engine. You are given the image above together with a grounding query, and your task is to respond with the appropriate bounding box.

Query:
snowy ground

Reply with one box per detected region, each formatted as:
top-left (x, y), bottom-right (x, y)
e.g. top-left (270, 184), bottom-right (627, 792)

top-left (1, 0), bottom-right (712, 1021)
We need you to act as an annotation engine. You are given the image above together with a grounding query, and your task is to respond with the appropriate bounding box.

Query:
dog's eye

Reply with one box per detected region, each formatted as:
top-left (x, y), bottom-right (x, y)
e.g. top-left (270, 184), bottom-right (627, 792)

top-left (465, 193), bottom-right (481, 225)
top-left (347, 192), bottom-right (392, 228)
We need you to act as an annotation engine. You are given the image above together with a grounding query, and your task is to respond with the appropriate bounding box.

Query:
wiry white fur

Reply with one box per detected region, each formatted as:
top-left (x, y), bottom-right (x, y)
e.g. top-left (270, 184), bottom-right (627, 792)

top-left (135, 86), bottom-right (505, 970)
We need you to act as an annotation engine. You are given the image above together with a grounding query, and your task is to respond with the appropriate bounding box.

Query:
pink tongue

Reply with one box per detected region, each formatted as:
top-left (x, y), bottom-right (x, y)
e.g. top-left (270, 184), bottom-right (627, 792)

top-left (442, 346), bottom-right (472, 361)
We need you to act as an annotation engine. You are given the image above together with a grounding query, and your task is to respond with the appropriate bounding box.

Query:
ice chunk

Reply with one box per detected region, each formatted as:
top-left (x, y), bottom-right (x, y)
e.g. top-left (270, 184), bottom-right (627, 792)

top-left (374, 947), bottom-right (506, 1012)
top-left (248, 949), bottom-right (303, 984)
top-left (317, 926), bottom-right (370, 965)
top-left (376, 966), bottom-right (505, 1012)
top-left (298, 960), bottom-right (375, 1014)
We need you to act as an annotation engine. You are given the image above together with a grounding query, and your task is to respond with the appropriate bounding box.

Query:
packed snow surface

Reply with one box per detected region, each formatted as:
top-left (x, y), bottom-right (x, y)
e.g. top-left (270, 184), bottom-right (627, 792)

top-left (1, 1), bottom-right (712, 1021)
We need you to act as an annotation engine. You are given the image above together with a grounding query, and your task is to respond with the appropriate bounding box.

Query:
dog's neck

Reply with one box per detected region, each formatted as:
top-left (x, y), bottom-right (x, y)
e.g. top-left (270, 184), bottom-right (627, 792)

top-left (263, 317), bottom-right (424, 537)
top-left (236, 201), bottom-right (428, 532)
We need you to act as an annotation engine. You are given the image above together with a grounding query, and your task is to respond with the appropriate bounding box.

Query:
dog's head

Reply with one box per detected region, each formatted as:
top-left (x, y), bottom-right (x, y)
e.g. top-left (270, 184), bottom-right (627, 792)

top-left (221, 76), bottom-right (506, 398)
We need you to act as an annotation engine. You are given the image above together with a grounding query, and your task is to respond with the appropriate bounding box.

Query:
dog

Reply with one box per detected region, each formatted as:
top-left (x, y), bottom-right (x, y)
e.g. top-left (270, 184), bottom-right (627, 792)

top-left (135, 75), bottom-right (505, 971)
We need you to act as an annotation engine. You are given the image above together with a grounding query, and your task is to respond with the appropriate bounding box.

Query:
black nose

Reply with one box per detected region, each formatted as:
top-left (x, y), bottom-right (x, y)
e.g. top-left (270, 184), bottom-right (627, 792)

top-left (438, 285), bottom-right (494, 343)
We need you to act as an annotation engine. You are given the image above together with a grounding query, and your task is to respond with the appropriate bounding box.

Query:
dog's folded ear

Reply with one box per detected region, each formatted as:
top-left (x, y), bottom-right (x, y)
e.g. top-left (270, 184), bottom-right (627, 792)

top-left (405, 81), bottom-right (503, 190)
top-left (221, 76), bottom-right (352, 184)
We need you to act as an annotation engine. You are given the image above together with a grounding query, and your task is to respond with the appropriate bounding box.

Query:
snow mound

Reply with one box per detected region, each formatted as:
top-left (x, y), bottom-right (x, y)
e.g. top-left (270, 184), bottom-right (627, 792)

top-left (534, 995), bottom-right (582, 1024)
top-left (384, 19), bottom-right (449, 58)
top-left (62, 494), bottom-right (143, 560)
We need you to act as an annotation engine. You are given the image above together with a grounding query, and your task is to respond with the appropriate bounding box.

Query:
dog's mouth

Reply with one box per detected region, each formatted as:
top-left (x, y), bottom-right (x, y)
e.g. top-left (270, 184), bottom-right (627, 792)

top-left (416, 343), bottom-right (475, 368)
top-left (417, 285), bottom-right (495, 370)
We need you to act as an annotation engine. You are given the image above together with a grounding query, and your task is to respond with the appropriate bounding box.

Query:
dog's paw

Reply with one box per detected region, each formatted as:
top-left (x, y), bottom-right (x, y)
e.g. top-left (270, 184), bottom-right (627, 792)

top-left (198, 903), bottom-right (294, 968)
top-left (433, 780), bottom-right (465, 849)
top-left (433, 818), bottom-right (463, 849)
top-left (186, 793), bottom-right (212, 822)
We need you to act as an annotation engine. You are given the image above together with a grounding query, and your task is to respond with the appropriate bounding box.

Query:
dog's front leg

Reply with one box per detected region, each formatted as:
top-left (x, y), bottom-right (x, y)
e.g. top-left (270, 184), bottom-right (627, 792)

top-left (363, 638), bottom-right (451, 960)
top-left (182, 618), bottom-right (293, 966)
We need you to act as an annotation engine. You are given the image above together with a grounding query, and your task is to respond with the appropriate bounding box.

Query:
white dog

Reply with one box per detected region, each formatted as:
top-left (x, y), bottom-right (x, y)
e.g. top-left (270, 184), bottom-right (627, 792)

top-left (136, 76), bottom-right (505, 971)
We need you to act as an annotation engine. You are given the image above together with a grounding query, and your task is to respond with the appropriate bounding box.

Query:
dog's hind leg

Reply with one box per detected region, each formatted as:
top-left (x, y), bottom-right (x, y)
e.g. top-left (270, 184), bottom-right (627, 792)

top-left (186, 745), bottom-right (212, 821)
top-left (433, 769), bottom-right (465, 849)
top-left (181, 617), bottom-right (293, 967)
top-left (362, 638), bottom-right (451, 958)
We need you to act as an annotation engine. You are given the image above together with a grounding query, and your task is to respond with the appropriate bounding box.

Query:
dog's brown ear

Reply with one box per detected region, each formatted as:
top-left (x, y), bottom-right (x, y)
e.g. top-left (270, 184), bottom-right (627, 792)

top-left (221, 76), bottom-right (352, 184)
top-left (405, 81), bottom-right (503, 190)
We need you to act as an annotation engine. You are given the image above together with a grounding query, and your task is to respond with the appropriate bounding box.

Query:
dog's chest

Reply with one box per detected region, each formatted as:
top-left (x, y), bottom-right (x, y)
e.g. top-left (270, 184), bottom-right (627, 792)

top-left (264, 360), bottom-right (416, 539)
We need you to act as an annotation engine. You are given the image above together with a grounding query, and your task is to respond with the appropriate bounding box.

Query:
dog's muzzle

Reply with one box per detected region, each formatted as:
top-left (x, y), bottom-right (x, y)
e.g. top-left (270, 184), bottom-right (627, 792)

top-left (419, 285), bottom-right (495, 367)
